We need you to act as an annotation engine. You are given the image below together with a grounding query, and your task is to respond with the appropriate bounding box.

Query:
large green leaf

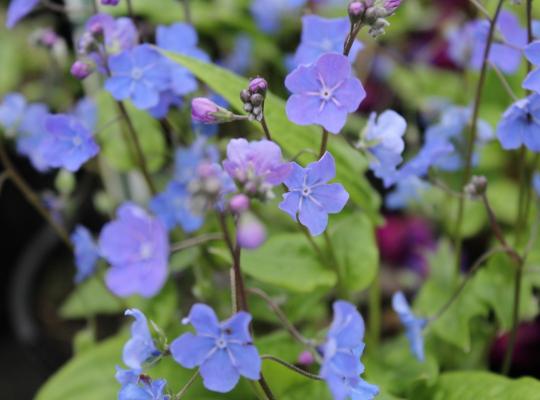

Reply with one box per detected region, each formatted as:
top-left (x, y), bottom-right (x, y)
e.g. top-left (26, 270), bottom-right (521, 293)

top-left (412, 371), bottom-right (540, 400)
top-left (163, 52), bottom-right (381, 221)
top-left (95, 90), bottom-right (166, 173)
top-left (330, 213), bottom-right (379, 293)
top-left (241, 233), bottom-right (336, 292)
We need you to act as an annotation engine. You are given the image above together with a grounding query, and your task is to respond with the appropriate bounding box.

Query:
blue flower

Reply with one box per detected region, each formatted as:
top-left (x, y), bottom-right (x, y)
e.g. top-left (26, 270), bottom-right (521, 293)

top-left (99, 203), bottom-right (170, 298)
top-left (123, 309), bottom-right (161, 370)
top-left (280, 152), bottom-right (349, 236)
top-left (105, 45), bottom-right (170, 110)
top-left (174, 138), bottom-right (219, 184)
top-left (386, 176), bottom-right (430, 210)
top-left (221, 35), bottom-right (252, 74)
top-left (524, 41), bottom-right (540, 94)
top-left (170, 304), bottom-right (261, 393)
top-left (148, 91), bottom-right (183, 119)
top-left (497, 94), bottom-right (540, 152)
top-left (6, 0), bottom-right (39, 29)
top-left (0, 92), bottom-right (26, 134)
top-left (156, 23), bottom-right (209, 96)
top-left (71, 226), bottom-right (100, 283)
top-left (533, 173), bottom-right (540, 197)
top-left (293, 16), bottom-right (363, 67)
top-left (149, 182), bottom-right (203, 232)
top-left (72, 97), bottom-right (98, 132)
top-left (251, 0), bottom-right (307, 33)
top-left (41, 114), bottom-right (100, 172)
top-left (116, 367), bottom-right (170, 400)
top-left (285, 53), bottom-right (366, 134)
top-left (320, 301), bottom-right (378, 400)
top-left (362, 110), bottom-right (406, 188)
top-left (15, 103), bottom-right (50, 172)
top-left (392, 291), bottom-right (427, 362)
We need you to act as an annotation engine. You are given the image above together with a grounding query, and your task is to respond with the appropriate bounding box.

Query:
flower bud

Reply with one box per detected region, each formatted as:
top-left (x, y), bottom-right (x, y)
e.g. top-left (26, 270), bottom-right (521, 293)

top-left (191, 97), bottom-right (236, 124)
top-left (297, 351), bottom-right (315, 366)
top-left (248, 77), bottom-right (268, 94)
top-left (229, 194), bottom-right (250, 213)
top-left (250, 93), bottom-right (264, 107)
top-left (240, 89), bottom-right (251, 103)
top-left (237, 213), bottom-right (266, 249)
top-left (348, 1), bottom-right (365, 23)
top-left (464, 175), bottom-right (488, 199)
top-left (384, 0), bottom-right (402, 14)
top-left (70, 60), bottom-right (92, 80)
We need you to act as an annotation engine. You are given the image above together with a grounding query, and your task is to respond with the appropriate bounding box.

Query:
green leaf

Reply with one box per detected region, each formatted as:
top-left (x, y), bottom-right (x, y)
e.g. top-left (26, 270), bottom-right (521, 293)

top-left (412, 371), bottom-right (540, 400)
top-left (95, 90), bottom-right (166, 172)
top-left (415, 241), bottom-right (488, 351)
top-left (59, 277), bottom-right (124, 319)
top-left (330, 213), bottom-right (379, 292)
top-left (163, 52), bottom-right (381, 222)
top-left (241, 233), bottom-right (336, 292)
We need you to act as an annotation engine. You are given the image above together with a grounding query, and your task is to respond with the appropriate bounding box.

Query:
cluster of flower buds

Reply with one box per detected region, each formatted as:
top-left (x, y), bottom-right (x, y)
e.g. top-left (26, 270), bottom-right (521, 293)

top-left (348, 0), bottom-right (402, 37)
top-left (188, 162), bottom-right (231, 214)
top-left (240, 77), bottom-right (268, 122)
top-left (191, 98), bottom-right (238, 124)
top-left (464, 175), bottom-right (488, 199)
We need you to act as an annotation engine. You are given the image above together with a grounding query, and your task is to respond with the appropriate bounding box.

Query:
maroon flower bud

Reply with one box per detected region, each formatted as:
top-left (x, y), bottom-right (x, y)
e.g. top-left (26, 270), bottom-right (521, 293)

top-left (70, 60), bottom-right (92, 80)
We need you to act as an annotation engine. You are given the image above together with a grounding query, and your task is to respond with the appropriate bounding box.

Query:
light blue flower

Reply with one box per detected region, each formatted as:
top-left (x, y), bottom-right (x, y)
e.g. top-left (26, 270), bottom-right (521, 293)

top-left (524, 41), bottom-right (540, 94)
top-left (116, 366), bottom-right (170, 400)
top-left (6, 0), bottom-right (39, 29)
top-left (123, 309), bottom-right (161, 370)
top-left (386, 176), bottom-right (430, 210)
top-left (392, 291), bottom-right (427, 362)
top-left (251, 0), bottom-right (307, 33)
top-left (0, 92), bottom-right (26, 134)
top-left (170, 304), bottom-right (261, 393)
top-left (497, 94), bottom-right (540, 152)
top-left (15, 103), bottom-right (50, 172)
top-left (71, 226), bottom-right (100, 283)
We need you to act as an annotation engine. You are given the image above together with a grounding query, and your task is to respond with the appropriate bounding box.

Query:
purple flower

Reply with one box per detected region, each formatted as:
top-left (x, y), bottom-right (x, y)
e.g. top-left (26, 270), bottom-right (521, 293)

top-left (41, 114), bottom-right (100, 172)
top-left (497, 94), bottom-right (540, 152)
top-left (71, 226), bottom-right (100, 283)
top-left (223, 139), bottom-right (291, 196)
top-left (383, 0), bottom-right (402, 13)
top-left (105, 45), bottom-right (170, 110)
top-left (191, 98), bottom-right (223, 124)
top-left (123, 309), bottom-right (161, 370)
top-left (293, 16), bottom-right (363, 67)
top-left (0, 92), bottom-right (26, 134)
top-left (99, 203), bottom-right (169, 298)
top-left (285, 53), bottom-right (366, 134)
top-left (279, 152), bottom-right (349, 236)
top-left (149, 182), bottom-right (203, 233)
top-left (320, 301), bottom-right (378, 400)
top-left (174, 138), bottom-right (219, 185)
top-left (6, 0), bottom-right (39, 29)
top-left (362, 110), bottom-right (406, 187)
top-left (71, 61), bottom-right (93, 80)
top-left (237, 213), bottom-right (266, 249)
top-left (16, 103), bottom-right (50, 172)
top-left (170, 304), bottom-right (261, 393)
top-left (251, 0), bottom-right (307, 33)
top-left (156, 23), bottom-right (209, 96)
top-left (524, 41), bottom-right (540, 93)
top-left (102, 0), bottom-right (120, 5)
top-left (392, 291), bottom-right (427, 362)
top-left (534, 173), bottom-right (540, 197)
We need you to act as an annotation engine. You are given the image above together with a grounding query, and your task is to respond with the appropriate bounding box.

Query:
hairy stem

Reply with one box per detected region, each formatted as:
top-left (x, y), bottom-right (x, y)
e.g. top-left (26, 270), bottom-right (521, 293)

top-left (453, 0), bottom-right (504, 272)
top-left (0, 138), bottom-right (72, 248)
top-left (261, 355), bottom-right (323, 381)
top-left (260, 117), bottom-right (273, 141)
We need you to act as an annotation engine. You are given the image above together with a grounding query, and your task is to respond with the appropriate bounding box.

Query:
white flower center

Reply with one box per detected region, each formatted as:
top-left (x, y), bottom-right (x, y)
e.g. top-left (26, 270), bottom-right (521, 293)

top-left (215, 337), bottom-right (227, 349)
top-left (72, 136), bottom-right (82, 146)
top-left (302, 186), bottom-right (311, 197)
top-left (320, 38), bottom-right (333, 52)
top-left (139, 242), bottom-right (153, 259)
top-left (131, 68), bottom-right (144, 80)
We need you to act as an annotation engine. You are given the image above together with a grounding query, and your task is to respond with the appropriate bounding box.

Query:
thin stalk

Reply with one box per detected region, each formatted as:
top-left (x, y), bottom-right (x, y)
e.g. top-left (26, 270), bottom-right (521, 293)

top-left (343, 23), bottom-right (362, 56)
top-left (247, 287), bottom-right (314, 346)
top-left (319, 128), bottom-right (329, 158)
top-left (170, 233), bottom-right (223, 253)
top-left (468, 0), bottom-right (491, 20)
top-left (126, 0), bottom-right (134, 18)
top-left (453, 0), bottom-right (505, 272)
top-left (115, 102), bottom-right (158, 194)
top-left (488, 61), bottom-right (519, 102)
top-left (501, 264), bottom-right (523, 375)
top-left (258, 376), bottom-right (276, 400)
top-left (260, 117), bottom-right (273, 141)
top-left (181, 0), bottom-right (192, 24)
top-left (261, 355), bottom-right (323, 381)
top-left (175, 370), bottom-right (199, 399)
top-left (367, 272), bottom-right (381, 347)
top-left (0, 138), bottom-right (72, 249)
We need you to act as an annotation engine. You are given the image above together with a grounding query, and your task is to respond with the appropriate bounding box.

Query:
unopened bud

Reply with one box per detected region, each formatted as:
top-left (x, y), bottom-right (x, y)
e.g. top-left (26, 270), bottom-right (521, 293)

top-left (464, 175), bottom-right (488, 198)
top-left (237, 213), bottom-right (266, 249)
top-left (248, 77), bottom-right (268, 94)
top-left (229, 194), bottom-right (250, 213)
top-left (70, 60), bottom-right (92, 80)
top-left (348, 1), bottom-right (365, 23)
top-left (250, 93), bottom-right (264, 106)
top-left (240, 89), bottom-right (251, 102)
top-left (191, 97), bottom-right (236, 124)
top-left (297, 351), bottom-right (315, 366)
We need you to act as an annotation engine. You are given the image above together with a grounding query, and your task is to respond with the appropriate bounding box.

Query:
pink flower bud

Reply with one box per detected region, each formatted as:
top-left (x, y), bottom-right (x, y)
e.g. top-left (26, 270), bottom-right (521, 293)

top-left (191, 98), bottom-right (220, 123)
top-left (101, 0), bottom-right (120, 5)
top-left (348, 1), bottom-right (365, 19)
top-left (70, 60), bottom-right (92, 80)
top-left (229, 194), bottom-right (250, 213)
top-left (237, 213), bottom-right (266, 249)
top-left (384, 0), bottom-right (402, 13)
top-left (248, 77), bottom-right (268, 94)
top-left (297, 351), bottom-right (315, 366)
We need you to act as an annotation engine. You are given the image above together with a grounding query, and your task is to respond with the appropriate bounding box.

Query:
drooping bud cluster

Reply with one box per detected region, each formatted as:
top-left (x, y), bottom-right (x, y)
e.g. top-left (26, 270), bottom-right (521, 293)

top-left (347, 0), bottom-right (402, 38)
top-left (240, 77), bottom-right (268, 121)
top-left (464, 175), bottom-right (488, 199)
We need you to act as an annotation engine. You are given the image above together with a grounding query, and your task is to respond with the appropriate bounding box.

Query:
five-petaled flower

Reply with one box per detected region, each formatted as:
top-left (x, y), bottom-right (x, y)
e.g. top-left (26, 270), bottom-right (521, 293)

top-left (285, 53), bottom-right (366, 134)
top-left (170, 303), bottom-right (261, 393)
top-left (497, 94), bottom-right (540, 152)
top-left (524, 41), bottom-right (540, 94)
top-left (71, 225), bottom-right (100, 283)
top-left (392, 291), bottom-right (428, 362)
top-left (279, 152), bottom-right (349, 236)
top-left (123, 309), bottom-right (161, 370)
top-left (99, 203), bottom-right (170, 298)
top-left (105, 44), bottom-right (170, 110)
top-left (116, 366), bottom-right (170, 400)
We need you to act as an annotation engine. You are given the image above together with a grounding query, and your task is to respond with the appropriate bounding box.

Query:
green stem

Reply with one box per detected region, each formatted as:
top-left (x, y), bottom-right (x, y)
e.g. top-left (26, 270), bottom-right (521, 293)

top-left (0, 137), bottom-right (72, 249)
top-left (126, 0), bottom-right (134, 18)
top-left (170, 233), bottom-right (223, 253)
top-left (367, 272), bottom-right (381, 347)
top-left (323, 231), bottom-right (344, 295)
top-left (260, 117), bottom-right (273, 141)
top-left (175, 370), bottom-right (199, 399)
top-left (453, 0), bottom-right (505, 272)
top-left (181, 0), bottom-right (192, 24)
top-left (319, 128), bottom-right (329, 158)
top-left (261, 355), bottom-right (323, 381)
top-left (258, 376), bottom-right (276, 400)
top-left (115, 102), bottom-right (158, 195)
